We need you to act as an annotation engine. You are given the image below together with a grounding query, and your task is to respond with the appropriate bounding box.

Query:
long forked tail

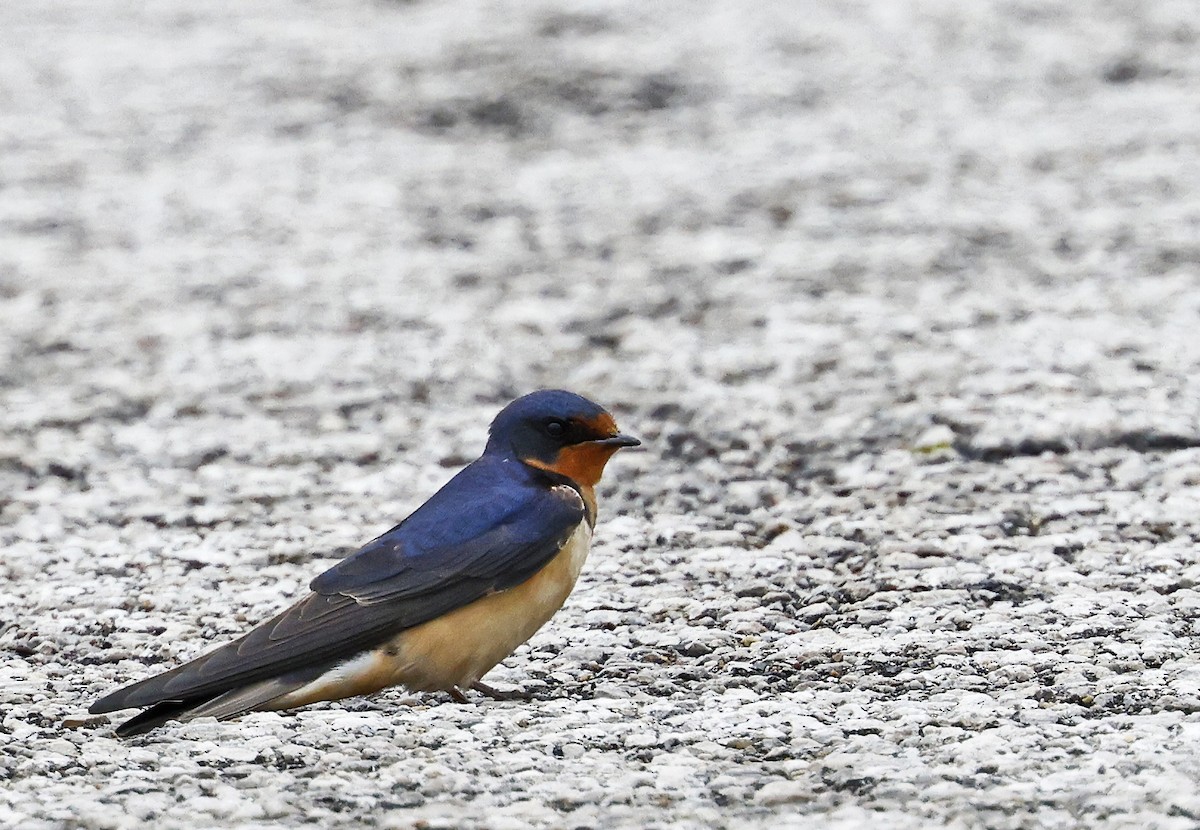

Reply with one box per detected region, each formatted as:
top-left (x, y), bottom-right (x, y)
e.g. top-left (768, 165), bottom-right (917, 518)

top-left (101, 668), bottom-right (328, 737)
top-left (89, 590), bottom-right (406, 736)
top-left (114, 698), bottom-right (212, 737)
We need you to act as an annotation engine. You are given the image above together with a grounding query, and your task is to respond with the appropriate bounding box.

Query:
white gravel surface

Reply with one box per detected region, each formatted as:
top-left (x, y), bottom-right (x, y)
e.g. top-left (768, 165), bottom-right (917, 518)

top-left (3, 0), bottom-right (1200, 828)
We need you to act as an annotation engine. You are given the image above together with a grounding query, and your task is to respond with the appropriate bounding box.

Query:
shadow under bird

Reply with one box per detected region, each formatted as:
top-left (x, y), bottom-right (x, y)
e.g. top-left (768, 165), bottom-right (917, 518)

top-left (89, 389), bottom-right (639, 736)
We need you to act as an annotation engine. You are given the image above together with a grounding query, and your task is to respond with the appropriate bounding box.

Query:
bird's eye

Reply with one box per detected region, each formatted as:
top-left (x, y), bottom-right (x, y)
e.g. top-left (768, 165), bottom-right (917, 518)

top-left (544, 419), bottom-right (566, 438)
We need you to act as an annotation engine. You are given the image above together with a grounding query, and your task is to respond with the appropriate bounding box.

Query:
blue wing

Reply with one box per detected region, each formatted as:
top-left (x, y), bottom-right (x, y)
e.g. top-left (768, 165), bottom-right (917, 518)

top-left (91, 458), bottom-right (585, 713)
top-left (310, 457), bottom-right (585, 603)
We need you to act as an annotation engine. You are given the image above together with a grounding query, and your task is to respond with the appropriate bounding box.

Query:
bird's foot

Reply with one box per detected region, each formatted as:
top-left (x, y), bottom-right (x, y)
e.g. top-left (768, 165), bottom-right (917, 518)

top-left (447, 681), bottom-right (529, 703)
top-left (470, 680), bottom-right (529, 701)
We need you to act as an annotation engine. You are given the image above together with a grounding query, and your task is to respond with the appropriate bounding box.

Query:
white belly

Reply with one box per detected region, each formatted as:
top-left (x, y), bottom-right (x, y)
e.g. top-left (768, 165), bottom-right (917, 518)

top-left (268, 521), bottom-right (593, 706)
top-left (388, 520), bottom-right (594, 690)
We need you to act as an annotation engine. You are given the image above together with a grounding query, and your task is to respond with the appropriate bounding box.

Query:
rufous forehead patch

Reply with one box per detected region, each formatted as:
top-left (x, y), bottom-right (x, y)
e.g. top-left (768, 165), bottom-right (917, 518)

top-left (579, 411), bottom-right (618, 437)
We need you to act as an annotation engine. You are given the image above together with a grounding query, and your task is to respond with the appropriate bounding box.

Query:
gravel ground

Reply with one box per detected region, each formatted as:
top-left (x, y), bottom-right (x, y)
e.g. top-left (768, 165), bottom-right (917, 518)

top-left (3, 0), bottom-right (1200, 828)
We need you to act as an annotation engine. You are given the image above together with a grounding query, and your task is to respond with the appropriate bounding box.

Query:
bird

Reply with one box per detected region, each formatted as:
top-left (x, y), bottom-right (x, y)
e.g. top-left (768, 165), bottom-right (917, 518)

top-left (88, 389), bottom-right (639, 736)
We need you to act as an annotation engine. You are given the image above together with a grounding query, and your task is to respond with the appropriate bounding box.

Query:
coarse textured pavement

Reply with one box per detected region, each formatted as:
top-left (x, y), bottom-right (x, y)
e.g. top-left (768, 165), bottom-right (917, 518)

top-left (3, 1), bottom-right (1200, 828)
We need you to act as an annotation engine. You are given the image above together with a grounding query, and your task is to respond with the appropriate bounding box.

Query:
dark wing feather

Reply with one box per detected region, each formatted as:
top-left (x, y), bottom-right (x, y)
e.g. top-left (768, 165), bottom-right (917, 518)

top-left (91, 460), bottom-right (584, 714)
top-left (308, 459), bottom-right (580, 602)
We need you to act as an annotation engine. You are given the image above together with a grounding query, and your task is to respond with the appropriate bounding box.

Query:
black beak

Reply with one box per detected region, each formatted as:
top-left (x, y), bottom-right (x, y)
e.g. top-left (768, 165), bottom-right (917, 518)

top-left (590, 433), bottom-right (641, 448)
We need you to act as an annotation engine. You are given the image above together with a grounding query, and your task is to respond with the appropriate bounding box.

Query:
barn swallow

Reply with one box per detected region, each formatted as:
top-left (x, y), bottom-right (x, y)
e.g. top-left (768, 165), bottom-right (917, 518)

top-left (89, 389), bottom-right (639, 736)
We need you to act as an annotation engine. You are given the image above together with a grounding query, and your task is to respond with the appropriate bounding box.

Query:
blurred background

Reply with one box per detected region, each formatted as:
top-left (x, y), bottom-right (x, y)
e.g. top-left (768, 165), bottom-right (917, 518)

top-left (3, 0), bottom-right (1197, 508)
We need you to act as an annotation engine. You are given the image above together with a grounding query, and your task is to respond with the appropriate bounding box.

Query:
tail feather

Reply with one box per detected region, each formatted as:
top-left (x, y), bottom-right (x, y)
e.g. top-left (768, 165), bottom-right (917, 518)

top-left (115, 699), bottom-right (209, 738)
top-left (108, 666), bottom-right (327, 737)
top-left (177, 675), bottom-right (312, 722)
top-left (90, 663), bottom-right (206, 715)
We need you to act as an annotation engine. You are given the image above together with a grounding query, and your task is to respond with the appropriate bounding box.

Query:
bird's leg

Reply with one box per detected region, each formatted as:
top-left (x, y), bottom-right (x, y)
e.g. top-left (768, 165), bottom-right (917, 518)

top-left (470, 680), bottom-right (529, 701)
top-left (446, 682), bottom-right (529, 703)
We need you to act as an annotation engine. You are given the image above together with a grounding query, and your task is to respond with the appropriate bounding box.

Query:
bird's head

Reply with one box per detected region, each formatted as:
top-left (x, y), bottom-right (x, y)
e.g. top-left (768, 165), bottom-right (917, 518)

top-left (485, 389), bottom-right (640, 486)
